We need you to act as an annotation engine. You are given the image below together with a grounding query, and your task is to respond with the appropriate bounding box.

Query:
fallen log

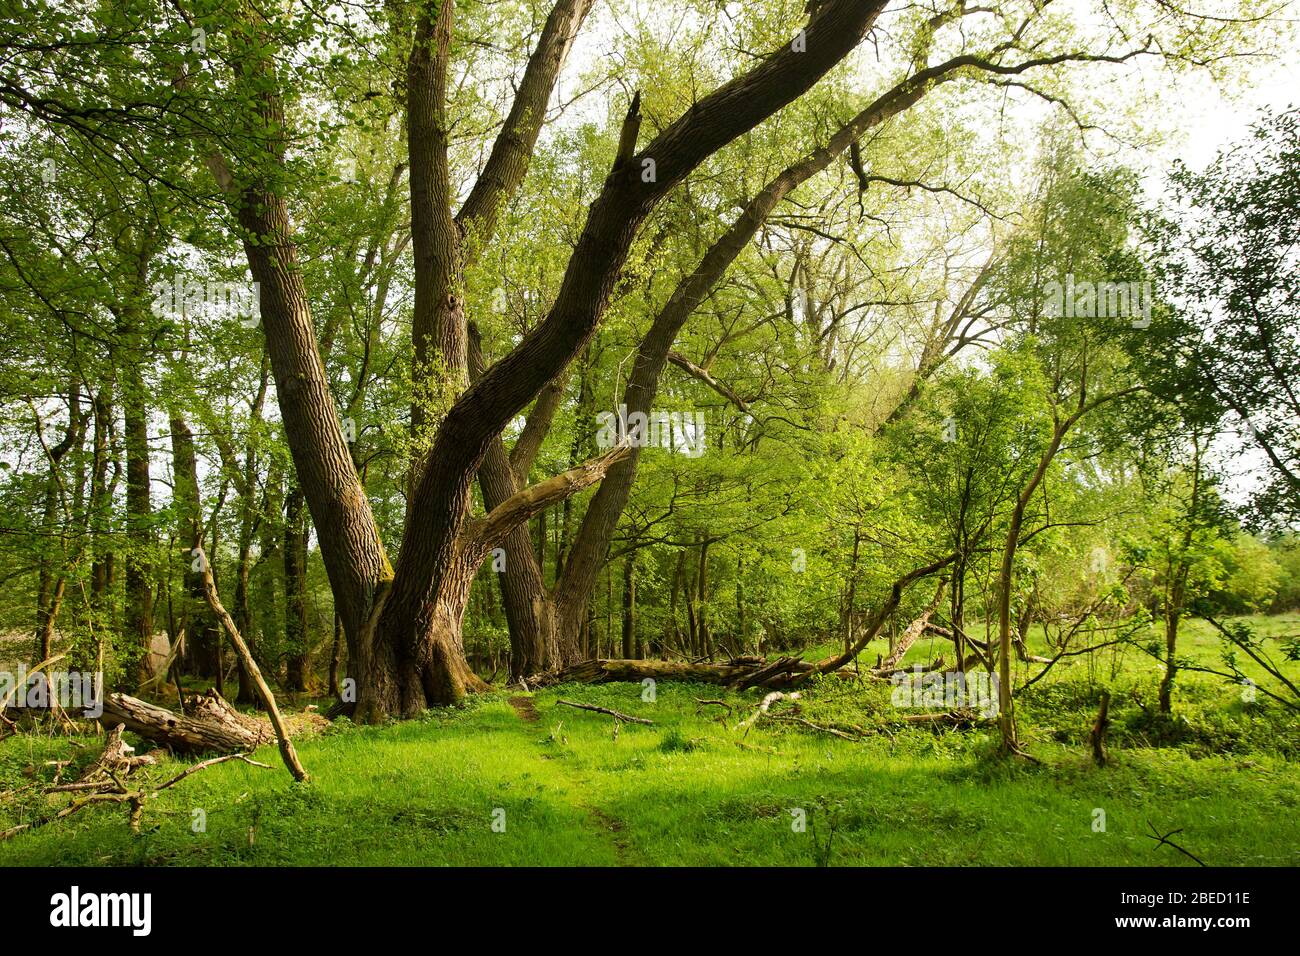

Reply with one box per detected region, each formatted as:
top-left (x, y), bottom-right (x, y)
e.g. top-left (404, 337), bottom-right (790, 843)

top-left (0, 724), bottom-right (270, 842)
top-left (548, 657), bottom-right (811, 687)
top-left (876, 578), bottom-right (947, 673)
top-left (99, 691), bottom-right (273, 754)
top-left (736, 691), bottom-right (800, 733)
top-left (534, 559), bottom-right (956, 692)
top-left (877, 655), bottom-right (946, 679)
top-left (769, 714), bottom-right (866, 740)
top-left (899, 710), bottom-right (989, 728)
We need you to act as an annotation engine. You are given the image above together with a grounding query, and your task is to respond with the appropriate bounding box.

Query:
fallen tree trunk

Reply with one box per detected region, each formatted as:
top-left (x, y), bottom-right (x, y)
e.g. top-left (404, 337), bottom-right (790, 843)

top-left (195, 545), bottom-right (309, 781)
top-left (99, 691), bottom-right (273, 754)
top-left (547, 656), bottom-right (814, 689)
top-left (900, 710), bottom-right (990, 727)
top-left (537, 560), bottom-right (955, 691)
top-left (877, 578), bottom-right (947, 672)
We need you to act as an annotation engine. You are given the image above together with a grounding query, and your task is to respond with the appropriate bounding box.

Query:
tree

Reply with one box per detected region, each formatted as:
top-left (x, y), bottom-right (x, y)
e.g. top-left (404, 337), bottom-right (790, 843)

top-left (1152, 108), bottom-right (1300, 527)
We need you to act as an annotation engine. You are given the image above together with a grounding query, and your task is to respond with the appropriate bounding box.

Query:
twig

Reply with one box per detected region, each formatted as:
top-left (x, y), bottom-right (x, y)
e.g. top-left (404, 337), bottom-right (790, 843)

top-left (694, 698), bottom-right (732, 715)
top-left (155, 752), bottom-right (271, 792)
top-left (770, 714), bottom-right (865, 740)
top-left (555, 699), bottom-right (654, 725)
top-left (1145, 820), bottom-right (1207, 867)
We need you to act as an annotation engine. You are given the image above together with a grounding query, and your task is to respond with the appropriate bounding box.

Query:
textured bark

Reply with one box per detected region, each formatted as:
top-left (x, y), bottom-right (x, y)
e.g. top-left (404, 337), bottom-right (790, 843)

top-left (401, 0), bottom-right (890, 597)
top-left (468, 328), bottom-right (555, 677)
top-left (235, 142), bottom-right (392, 662)
top-left (284, 484), bottom-right (311, 692)
top-left (33, 382), bottom-right (83, 661)
top-left (407, 0), bottom-right (467, 443)
top-left (168, 414), bottom-right (223, 680)
top-left (328, 611), bottom-right (343, 697)
top-left (115, 291), bottom-right (155, 686)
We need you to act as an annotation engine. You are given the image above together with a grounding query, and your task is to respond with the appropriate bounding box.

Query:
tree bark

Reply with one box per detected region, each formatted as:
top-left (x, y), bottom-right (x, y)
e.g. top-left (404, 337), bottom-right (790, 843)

top-left (284, 483), bottom-right (311, 692)
top-left (117, 305), bottom-right (154, 687)
top-left (621, 553), bottom-right (636, 659)
top-left (169, 414), bottom-right (223, 682)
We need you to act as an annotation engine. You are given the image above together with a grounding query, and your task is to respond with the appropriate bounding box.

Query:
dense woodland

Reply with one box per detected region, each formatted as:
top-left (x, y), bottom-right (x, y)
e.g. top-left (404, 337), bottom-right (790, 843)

top-left (0, 0), bottom-right (1297, 867)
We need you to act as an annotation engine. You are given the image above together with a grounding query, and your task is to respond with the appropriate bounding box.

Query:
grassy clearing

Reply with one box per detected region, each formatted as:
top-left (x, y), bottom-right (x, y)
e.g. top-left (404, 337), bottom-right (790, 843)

top-left (1, 614), bottom-right (1297, 867)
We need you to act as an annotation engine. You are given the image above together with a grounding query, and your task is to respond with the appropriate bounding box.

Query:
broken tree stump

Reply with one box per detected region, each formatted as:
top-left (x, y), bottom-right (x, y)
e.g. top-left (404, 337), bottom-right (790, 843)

top-left (1089, 690), bottom-right (1111, 766)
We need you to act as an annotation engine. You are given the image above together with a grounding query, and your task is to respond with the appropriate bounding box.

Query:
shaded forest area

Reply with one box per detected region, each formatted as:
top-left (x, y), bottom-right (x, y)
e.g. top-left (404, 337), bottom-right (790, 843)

top-left (0, 0), bottom-right (1297, 866)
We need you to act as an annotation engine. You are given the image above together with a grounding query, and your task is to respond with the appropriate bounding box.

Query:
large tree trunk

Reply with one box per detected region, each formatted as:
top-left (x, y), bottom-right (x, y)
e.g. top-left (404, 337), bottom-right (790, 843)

top-left (119, 314), bottom-right (154, 687)
top-left (33, 381), bottom-right (83, 661)
top-left (357, 552), bottom-right (485, 721)
top-left (236, 166), bottom-right (392, 673)
top-left (219, 0), bottom-right (885, 721)
top-left (169, 414), bottom-right (223, 682)
top-left (284, 484), bottom-right (311, 692)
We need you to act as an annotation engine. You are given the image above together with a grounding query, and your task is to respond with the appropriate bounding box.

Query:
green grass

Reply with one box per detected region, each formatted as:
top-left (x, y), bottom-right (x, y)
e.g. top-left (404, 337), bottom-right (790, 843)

top-left (2, 618), bottom-right (1298, 866)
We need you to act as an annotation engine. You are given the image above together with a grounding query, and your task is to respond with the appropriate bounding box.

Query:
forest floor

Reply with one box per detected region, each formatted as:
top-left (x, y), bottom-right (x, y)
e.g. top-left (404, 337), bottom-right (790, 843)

top-left (0, 614), bottom-right (1297, 866)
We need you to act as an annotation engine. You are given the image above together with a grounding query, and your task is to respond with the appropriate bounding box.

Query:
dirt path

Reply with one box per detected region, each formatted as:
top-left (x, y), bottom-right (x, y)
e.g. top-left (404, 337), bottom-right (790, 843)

top-left (506, 694), bottom-right (633, 864)
top-left (508, 696), bottom-right (539, 722)
top-left (584, 805), bottom-right (631, 863)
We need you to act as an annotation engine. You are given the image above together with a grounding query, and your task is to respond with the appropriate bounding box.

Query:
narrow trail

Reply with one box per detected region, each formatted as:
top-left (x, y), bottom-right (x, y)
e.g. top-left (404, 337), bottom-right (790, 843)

top-left (508, 696), bottom-right (539, 722)
top-left (506, 694), bottom-right (634, 865)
